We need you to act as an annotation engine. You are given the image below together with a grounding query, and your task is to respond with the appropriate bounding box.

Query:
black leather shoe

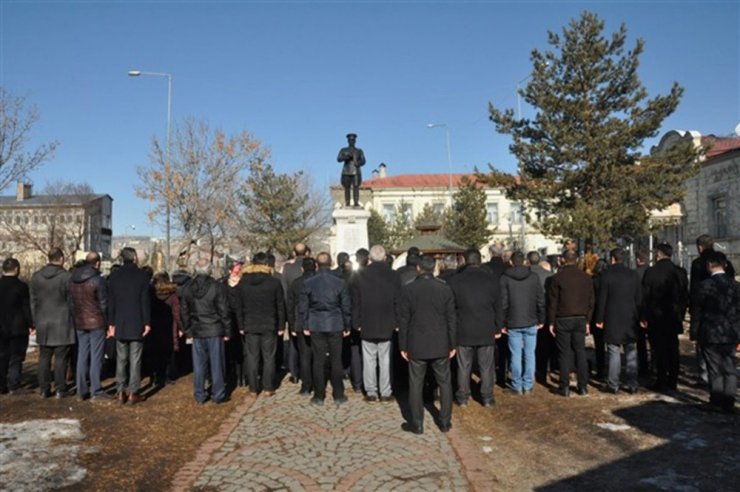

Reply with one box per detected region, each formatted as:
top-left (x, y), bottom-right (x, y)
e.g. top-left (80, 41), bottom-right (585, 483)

top-left (603, 386), bottom-right (619, 394)
top-left (334, 395), bottom-right (348, 405)
top-left (288, 376), bottom-right (298, 384)
top-left (364, 395), bottom-right (377, 402)
top-left (626, 386), bottom-right (639, 395)
top-left (40, 389), bottom-right (52, 399)
top-left (310, 397), bottom-right (324, 406)
top-left (577, 386), bottom-right (589, 396)
top-left (438, 423), bottom-right (452, 433)
top-left (379, 395), bottom-right (395, 403)
top-left (557, 387), bottom-right (570, 397)
top-left (456, 399), bottom-right (469, 408)
top-left (402, 422), bottom-right (423, 435)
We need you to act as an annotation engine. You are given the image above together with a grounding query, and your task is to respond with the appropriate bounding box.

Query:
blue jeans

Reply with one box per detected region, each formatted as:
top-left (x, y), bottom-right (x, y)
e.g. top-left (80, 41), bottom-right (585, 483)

top-left (76, 329), bottom-right (106, 397)
top-left (507, 326), bottom-right (538, 391)
top-left (193, 337), bottom-right (226, 403)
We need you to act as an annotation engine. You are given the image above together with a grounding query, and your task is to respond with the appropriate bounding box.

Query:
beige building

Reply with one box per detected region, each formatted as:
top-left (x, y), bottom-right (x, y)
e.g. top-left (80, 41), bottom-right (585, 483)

top-left (331, 167), bottom-right (562, 257)
top-left (652, 130), bottom-right (740, 267)
top-left (0, 183), bottom-right (113, 271)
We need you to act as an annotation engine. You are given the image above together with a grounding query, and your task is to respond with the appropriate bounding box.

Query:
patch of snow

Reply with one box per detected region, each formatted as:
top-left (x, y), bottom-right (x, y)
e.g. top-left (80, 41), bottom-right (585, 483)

top-left (479, 436), bottom-right (493, 442)
top-left (596, 422), bottom-right (632, 431)
top-left (639, 469), bottom-right (699, 492)
top-left (0, 419), bottom-right (86, 491)
top-left (482, 446), bottom-right (493, 454)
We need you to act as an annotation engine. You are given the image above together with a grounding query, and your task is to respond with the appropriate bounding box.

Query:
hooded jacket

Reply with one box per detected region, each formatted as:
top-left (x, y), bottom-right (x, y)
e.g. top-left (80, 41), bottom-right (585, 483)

top-left (69, 264), bottom-right (107, 331)
top-left (236, 265), bottom-right (286, 334)
top-left (180, 274), bottom-right (229, 338)
top-left (500, 265), bottom-right (545, 329)
top-left (30, 264), bottom-right (74, 346)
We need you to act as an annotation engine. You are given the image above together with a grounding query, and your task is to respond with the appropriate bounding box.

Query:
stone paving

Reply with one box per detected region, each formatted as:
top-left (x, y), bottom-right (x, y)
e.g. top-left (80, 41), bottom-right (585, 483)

top-left (177, 382), bottom-right (476, 491)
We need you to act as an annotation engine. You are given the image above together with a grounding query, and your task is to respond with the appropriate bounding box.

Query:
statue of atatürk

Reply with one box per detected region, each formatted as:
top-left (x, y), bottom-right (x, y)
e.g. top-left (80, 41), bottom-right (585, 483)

top-left (337, 133), bottom-right (366, 208)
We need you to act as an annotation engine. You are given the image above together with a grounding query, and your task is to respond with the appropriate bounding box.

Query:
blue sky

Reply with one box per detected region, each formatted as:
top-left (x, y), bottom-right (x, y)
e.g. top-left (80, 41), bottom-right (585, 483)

top-left (1, 1), bottom-right (738, 237)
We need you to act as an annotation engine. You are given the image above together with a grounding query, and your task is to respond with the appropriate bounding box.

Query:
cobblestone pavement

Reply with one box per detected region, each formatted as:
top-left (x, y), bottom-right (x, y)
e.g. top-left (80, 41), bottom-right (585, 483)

top-left (180, 382), bottom-right (474, 491)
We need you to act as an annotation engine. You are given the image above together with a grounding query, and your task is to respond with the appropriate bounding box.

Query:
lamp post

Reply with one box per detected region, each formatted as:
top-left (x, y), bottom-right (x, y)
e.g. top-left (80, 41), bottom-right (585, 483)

top-left (426, 123), bottom-right (453, 202)
top-left (128, 69), bottom-right (172, 272)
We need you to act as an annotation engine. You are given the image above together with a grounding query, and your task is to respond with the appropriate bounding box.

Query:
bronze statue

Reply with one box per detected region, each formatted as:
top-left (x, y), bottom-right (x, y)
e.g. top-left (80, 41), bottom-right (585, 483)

top-left (337, 133), bottom-right (366, 207)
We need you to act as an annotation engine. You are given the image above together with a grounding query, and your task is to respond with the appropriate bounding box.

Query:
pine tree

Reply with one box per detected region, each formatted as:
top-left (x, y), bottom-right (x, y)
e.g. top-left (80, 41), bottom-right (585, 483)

top-left (367, 208), bottom-right (389, 248)
top-left (443, 177), bottom-right (492, 249)
top-left (386, 201), bottom-right (415, 250)
top-left (485, 11), bottom-right (699, 246)
top-left (413, 203), bottom-right (446, 233)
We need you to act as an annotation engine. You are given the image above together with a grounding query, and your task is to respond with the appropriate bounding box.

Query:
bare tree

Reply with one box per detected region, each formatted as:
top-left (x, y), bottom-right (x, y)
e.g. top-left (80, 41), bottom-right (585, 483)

top-left (0, 88), bottom-right (59, 191)
top-left (136, 118), bottom-right (269, 267)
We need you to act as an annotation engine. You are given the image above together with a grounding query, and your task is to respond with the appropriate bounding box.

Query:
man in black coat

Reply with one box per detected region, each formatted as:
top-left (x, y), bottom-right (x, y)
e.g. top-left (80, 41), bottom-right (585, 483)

top-left (181, 259), bottom-right (230, 404)
top-left (548, 250), bottom-right (594, 397)
top-left (448, 249), bottom-right (501, 406)
top-left (399, 255), bottom-right (456, 434)
top-left (633, 250), bottom-right (651, 376)
top-left (30, 247), bottom-right (74, 398)
top-left (352, 245), bottom-right (401, 402)
top-left (237, 252), bottom-right (286, 396)
top-left (642, 242), bottom-right (688, 392)
top-left (594, 248), bottom-right (642, 394)
top-left (0, 258), bottom-right (32, 394)
top-left (69, 252), bottom-right (110, 401)
top-left (288, 257), bottom-right (317, 395)
top-left (299, 251), bottom-right (352, 405)
top-left (500, 251), bottom-right (545, 395)
top-left (689, 234), bottom-right (736, 386)
top-left (108, 247), bottom-right (151, 404)
top-left (397, 247), bottom-right (422, 285)
top-left (690, 251), bottom-right (740, 413)
top-left (529, 251), bottom-right (556, 383)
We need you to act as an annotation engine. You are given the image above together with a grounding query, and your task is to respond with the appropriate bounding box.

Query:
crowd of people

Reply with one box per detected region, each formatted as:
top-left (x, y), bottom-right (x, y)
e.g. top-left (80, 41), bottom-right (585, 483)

top-left (0, 234), bottom-right (738, 434)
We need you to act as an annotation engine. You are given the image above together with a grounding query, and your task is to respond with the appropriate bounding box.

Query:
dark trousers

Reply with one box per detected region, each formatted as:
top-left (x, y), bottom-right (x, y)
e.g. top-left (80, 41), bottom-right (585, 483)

top-left (409, 357), bottom-right (452, 429)
top-left (311, 331), bottom-right (344, 400)
top-left (343, 330), bottom-right (363, 390)
top-left (192, 336), bottom-right (226, 403)
top-left (495, 334), bottom-right (510, 386)
top-left (648, 329), bottom-right (679, 389)
top-left (341, 174), bottom-right (361, 205)
top-left (225, 333), bottom-right (244, 388)
top-left (293, 332), bottom-right (313, 391)
top-left (38, 344), bottom-right (72, 393)
top-left (703, 343), bottom-right (736, 409)
top-left (535, 327), bottom-right (557, 380)
top-left (0, 335), bottom-right (29, 391)
top-left (555, 317), bottom-right (589, 390)
top-left (116, 340), bottom-right (144, 394)
top-left (592, 327), bottom-right (606, 378)
top-left (245, 333), bottom-right (277, 392)
top-left (636, 327), bottom-right (651, 376)
top-left (456, 345), bottom-right (495, 404)
top-left (76, 329), bottom-right (106, 397)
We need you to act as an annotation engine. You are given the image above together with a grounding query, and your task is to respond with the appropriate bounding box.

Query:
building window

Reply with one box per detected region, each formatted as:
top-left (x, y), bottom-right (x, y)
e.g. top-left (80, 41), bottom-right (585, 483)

top-left (400, 203), bottom-right (413, 223)
top-left (383, 204), bottom-right (395, 222)
top-left (433, 202), bottom-right (446, 215)
top-left (510, 203), bottom-right (523, 224)
top-left (486, 203), bottom-right (499, 225)
top-left (713, 196), bottom-right (728, 238)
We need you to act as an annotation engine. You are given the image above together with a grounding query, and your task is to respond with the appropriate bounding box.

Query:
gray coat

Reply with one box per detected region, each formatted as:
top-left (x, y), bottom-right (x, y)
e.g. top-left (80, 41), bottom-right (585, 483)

top-left (30, 264), bottom-right (74, 346)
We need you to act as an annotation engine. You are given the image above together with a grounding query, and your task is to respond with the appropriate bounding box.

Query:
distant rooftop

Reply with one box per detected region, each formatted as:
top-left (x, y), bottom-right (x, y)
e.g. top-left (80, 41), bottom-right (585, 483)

top-left (361, 173), bottom-right (477, 189)
top-left (0, 194), bottom-right (109, 207)
top-left (701, 135), bottom-right (740, 159)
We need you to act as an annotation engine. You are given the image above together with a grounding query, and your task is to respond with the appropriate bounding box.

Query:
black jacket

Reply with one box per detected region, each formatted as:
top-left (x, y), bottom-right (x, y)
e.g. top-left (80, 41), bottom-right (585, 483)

top-left (108, 263), bottom-right (152, 341)
top-left (397, 264), bottom-right (418, 286)
top-left (69, 265), bottom-right (108, 331)
top-left (236, 265), bottom-right (286, 334)
top-left (282, 256), bottom-right (305, 294)
top-left (500, 265), bottom-right (545, 329)
top-left (351, 262), bottom-right (401, 341)
top-left (30, 264), bottom-right (74, 346)
top-left (484, 257), bottom-right (508, 278)
top-left (299, 268), bottom-right (351, 333)
top-left (398, 273), bottom-right (456, 359)
top-left (594, 264), bottom-right (642, 345)
top-left (287, 271), bottom-right (315, 332)
top-left (690, 249), bottom-right (736, 316)
top-left (448, 265), bottom-right (501, 346)
top-left (0, 276), bottom-right (32, 337)
top-left (690, 273), bottom-right (740, 345)
top-left (642, 259), bottom-right (688, 334)
top-left (180, 274), bottom-right (229, 338)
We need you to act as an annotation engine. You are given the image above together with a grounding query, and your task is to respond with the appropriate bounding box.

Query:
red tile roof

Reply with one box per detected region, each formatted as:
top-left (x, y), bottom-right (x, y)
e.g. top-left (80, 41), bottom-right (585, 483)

top-left (361, 173), bottom-right (477, 189)
top-left (701, 136), bottom-right (740, 159)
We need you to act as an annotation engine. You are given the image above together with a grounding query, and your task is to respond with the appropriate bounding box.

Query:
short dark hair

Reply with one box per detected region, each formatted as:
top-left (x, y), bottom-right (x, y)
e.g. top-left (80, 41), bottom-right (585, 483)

top-left (2, 257), bottom-right (20, 273)
top-left (302, 257), bottom-right (316, 272)
top-left (696, 234), bottom-right (714, 250)
top-left (252, 252), bottom-right (269, 266)
top-left (656, 242), bottom-right (673, 258)
top-left (406, 253), bottom-right (421, 267)
top-left (706, 251), bottom-right (727, 269)
top-left (527, 251), bottom-right (541, 265)
top-left (141, 265), bottom-right (154, 280)
top-left (121, 247), bottom-right (137, 264)
top-left (464, 248), bottom-right (481, 266)
top-left (337, 252), bottom-right (349, 265)
top-left (316, 252), bottom-right (332, 268)
top-left (407, 246), bottom-right (421, 257)
top-left (355, 248), bottom-right (369, 267)
top-left (267, 253), bottom-right (276, 267)
top-left (511, 250), bottom-right (525, 266)
top-left (563, 250), bottom-right (578, 265)
top-left (418, 255), bottom-right (436, 273)
top-left (48, 247), bottom-right (64, 263)
top-left (609, 248), bottom-right (625, 264)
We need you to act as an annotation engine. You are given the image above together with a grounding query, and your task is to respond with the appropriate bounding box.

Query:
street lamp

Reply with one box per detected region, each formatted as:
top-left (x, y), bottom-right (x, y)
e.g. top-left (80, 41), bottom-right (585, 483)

top-left (427, 123), bottom-right (453, 201)
top-left (128, 69), bottom-right (172, 272)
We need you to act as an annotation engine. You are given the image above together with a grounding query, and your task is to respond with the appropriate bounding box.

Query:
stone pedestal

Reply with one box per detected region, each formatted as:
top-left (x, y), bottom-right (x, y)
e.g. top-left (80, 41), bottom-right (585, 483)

top-left (330, 207), bottom-right (370, 258)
